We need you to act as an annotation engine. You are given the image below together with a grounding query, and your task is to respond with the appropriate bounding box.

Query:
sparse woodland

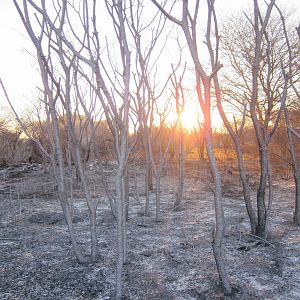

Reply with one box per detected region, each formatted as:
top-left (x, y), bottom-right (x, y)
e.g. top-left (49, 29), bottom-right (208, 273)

top-left (0, 1), bottom-right (299, 299)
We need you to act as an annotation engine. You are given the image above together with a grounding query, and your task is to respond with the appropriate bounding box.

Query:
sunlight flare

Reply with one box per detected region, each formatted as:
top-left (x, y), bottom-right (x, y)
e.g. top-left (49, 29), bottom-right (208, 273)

top-left (179, 103), bottom-right (224, 131)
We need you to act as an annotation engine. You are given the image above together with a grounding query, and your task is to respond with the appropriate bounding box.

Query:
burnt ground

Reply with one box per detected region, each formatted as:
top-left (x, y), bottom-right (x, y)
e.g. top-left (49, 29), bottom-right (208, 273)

top-left (0, 161), bottom-right (299, 299)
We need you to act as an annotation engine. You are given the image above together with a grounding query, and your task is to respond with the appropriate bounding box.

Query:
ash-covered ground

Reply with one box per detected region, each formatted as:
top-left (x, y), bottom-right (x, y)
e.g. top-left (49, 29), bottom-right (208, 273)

top-left (0, 162), bottom-right (299, 299)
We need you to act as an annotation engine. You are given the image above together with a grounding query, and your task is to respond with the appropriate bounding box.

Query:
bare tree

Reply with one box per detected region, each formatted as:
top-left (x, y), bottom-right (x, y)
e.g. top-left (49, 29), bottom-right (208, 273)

top-left (12, 0), bottom-right (101, 263)
top-left (170, 63), bottom-right (187, 210)
top-left (219, 1), bottom-right (297, 237)
top-left (216, 94), bottom-right (257, 232)
top-left (147, 100), bottom-right (176, 222)
top-left (90, 2), bottom-right (132, 297)
top-left (12, 1), bottom-right (133, 297)
top-left (275, 4), bottom-right (300, 225)
top-left (71, 1), bottom-right (132, 297)
top-left (250, 0), bottom-right (284, 238)
top-left (151, 0), bottom-right (232, 294)
top-left (127, 0), bottom-right (169, 216)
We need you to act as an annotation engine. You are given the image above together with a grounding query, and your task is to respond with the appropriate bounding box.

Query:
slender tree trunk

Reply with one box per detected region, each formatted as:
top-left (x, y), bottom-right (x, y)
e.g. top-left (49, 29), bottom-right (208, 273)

top-left (89, 119), bottom-right (96, 162)
top-left (294, 171), bottom-right (300, 225)
top-left (265, 155), bottom-right (273, 235)
top-left (146, 128), bottom-right (154, 192)
top-left (51, 108), bottom-right (86, 263)
top-left (143, 127), bottom-right (151, 215)
top-left (155, 173), bottom-right (161, 222)
top-left (115, 156), bottom-right (128, 298)
top-left (116, 170), bottom-right (124, 300)
top-left (256, 146), bottom-right (269, 238)
top-left (124, 167), bottom-right (129, 222)
top-left (148, 166), bottom-right (154, 191)
top-left (144, 164), bottom-right (150, 216)
top-left (98, 157), bottom-right (117, 219)
top-left (234, 140), bottom-right (257, 233)
top-left (132, 159), bottom-right (141, 206)
top-left (122, 174), bottom-right (128, 262)
top-left (174, 127), bottom-right (185, 209)
top-left (205, 130), bottom-right (232, 295)
top-left (66, 140), bottom-right (75, 219)
top-left (74, 146), bottom-right (98, 260)
top-left (284, 109), bottom-right (300, 225)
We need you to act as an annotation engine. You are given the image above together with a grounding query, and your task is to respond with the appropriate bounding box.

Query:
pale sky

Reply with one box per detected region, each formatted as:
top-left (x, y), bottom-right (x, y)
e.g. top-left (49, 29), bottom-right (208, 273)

top-left (0, 0), bottom-right (299, 121)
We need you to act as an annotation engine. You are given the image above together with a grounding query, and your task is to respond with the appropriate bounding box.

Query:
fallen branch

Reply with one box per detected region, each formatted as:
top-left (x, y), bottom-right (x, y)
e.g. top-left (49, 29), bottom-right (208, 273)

top-left (247, 233), bottom-right (275, 248)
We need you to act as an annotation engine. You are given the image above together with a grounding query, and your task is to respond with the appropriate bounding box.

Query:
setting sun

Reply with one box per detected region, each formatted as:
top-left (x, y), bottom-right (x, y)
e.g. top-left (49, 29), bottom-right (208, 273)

top-left (180, 104), bottom-right (200, 131)
top-left (179, 103), bottom-right (224, 131)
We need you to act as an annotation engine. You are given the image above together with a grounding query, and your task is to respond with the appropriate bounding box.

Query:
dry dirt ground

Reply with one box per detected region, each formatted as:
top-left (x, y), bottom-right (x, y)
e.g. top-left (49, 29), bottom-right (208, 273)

top-left (0, 161), bottom-right (299, 299)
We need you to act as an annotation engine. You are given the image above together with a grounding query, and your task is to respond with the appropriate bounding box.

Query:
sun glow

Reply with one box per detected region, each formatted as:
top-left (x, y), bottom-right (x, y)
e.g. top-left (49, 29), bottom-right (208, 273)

top-left (180, 106), bottom-right (200, 131)
top-left (179, 103), bottom-right (224, 131)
